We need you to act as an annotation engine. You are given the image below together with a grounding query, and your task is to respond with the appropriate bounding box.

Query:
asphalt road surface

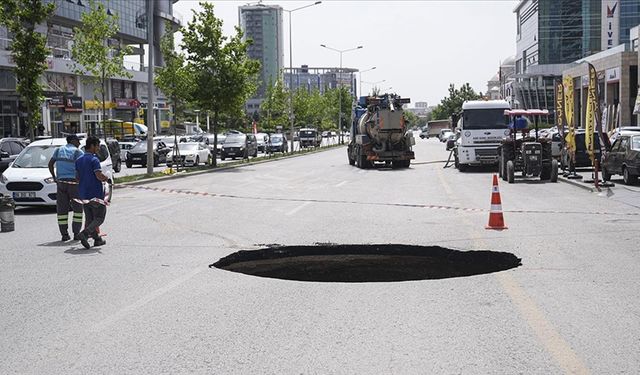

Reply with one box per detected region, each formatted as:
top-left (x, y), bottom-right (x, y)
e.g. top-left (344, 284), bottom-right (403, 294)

top-left (1, 137), bottom-right (639, 374)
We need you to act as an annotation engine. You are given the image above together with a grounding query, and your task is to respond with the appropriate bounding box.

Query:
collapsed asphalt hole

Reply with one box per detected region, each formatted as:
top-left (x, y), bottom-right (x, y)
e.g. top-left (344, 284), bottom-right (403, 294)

top-left (210, 244), bottom-right (521, 283)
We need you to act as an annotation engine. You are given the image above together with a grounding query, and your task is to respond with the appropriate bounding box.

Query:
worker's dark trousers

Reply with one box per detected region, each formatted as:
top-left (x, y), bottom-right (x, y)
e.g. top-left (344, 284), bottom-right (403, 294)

top-left (56, 181), bottom-right (83, 236)
top-left (81, 202), bottom-right (106, 240)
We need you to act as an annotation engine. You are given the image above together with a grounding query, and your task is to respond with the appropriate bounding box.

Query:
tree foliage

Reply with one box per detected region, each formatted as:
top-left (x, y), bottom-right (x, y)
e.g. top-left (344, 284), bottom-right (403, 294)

top-left (431, 83), bottom-right (481, 120)
top-left (155, 22), bottom-right (193, 127)
top-left (71, 0), bottom-right (133, 139)
top-left (0, 0), bottom-right (54, 140)
top-left (181, 2), bottom-right (260, 166)
top-left (259, 79), bottom-right (288, 132)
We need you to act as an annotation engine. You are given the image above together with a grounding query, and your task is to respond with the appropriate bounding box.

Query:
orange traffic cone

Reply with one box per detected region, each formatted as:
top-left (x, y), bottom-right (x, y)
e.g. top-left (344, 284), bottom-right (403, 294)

top-left (486, 174), bottom-right (508, 230)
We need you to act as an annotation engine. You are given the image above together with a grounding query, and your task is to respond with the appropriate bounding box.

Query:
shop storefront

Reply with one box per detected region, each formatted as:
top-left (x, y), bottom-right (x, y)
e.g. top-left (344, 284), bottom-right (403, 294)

top-left (113, 98), bottom-right (141, 123)
top-left (563, 47), bottom-right (638, 130)
top-left (83, 100), bottom-right (116, 136)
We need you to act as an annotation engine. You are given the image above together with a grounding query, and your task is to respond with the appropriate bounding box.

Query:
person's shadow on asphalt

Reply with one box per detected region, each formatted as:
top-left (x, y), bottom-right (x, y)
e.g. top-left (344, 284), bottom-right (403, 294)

top-left (38, 241), bottom-right (104, 254)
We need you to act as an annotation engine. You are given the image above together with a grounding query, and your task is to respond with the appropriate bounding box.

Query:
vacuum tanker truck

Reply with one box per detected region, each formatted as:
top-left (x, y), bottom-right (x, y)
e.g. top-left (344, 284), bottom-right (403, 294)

top-left (348, 94), bottom-right (415, 169)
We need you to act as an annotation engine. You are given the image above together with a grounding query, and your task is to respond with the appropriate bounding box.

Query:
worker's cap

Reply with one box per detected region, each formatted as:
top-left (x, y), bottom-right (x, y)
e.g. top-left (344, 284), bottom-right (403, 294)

top-left (66, 134), bottom-right (80, 143)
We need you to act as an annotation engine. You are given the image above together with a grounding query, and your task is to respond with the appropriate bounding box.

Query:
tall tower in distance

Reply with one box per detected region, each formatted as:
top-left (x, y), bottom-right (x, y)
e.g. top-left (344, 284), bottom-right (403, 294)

top-left (238, 3), bottom-right (284, 112)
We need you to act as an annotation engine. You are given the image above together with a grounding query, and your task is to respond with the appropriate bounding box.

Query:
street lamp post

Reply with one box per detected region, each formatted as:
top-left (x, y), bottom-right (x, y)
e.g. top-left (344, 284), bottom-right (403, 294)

top-left (358, 66), bottom-right (376, 98)
top-left (320, 44), bottom-right (363, 144)
top-left (285, 1), bottom-right (322, 153)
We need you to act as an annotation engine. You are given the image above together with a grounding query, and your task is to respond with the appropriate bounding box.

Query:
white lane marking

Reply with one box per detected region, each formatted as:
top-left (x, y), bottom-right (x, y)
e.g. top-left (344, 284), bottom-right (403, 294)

top-left (91, 267), bottom-right (204, 332)
top-left (335, 180), bottom-right (348, 187)
top-left (285, 201), bottom-right (312, 216)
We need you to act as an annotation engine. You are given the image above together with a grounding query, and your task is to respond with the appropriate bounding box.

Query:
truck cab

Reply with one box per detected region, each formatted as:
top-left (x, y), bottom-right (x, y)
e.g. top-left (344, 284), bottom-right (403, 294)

top-left (455, 100), bottom-right (510, 170)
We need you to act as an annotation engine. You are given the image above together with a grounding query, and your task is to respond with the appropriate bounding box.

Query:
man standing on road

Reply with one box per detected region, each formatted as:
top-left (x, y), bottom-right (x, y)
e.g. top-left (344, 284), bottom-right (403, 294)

top-left (48, 134), bottom-right (83, 242)
top-left (75, 136), bottom-right (108, 249)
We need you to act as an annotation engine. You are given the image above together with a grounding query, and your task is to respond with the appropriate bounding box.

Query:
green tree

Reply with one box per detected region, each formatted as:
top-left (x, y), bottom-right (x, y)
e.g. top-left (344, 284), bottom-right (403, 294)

top-left (431, 83), bottom-right (481, 120)
top-left (71, 0), bottom-right (133, 141)
top-left (260, 79), bottom-right (288, 132)
top-left (293, 88), bottom-right (324, 129)
top-left (0, 0), bottom-right (54, 140)
top-left (155, 22), bottom-right (194, 151)
top-left (181, 2), bottom-right (260, 167)
top-left (322, 87), bottom-right (353, 132)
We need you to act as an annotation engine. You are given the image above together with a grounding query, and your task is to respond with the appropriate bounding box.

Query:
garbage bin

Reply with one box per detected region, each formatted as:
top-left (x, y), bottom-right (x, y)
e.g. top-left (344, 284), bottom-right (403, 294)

top-left (0, 195), bottom-right (16, 232)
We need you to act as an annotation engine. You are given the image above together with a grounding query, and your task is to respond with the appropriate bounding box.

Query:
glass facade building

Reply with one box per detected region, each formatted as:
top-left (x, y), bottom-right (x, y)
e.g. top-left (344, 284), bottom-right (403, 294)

top-left (239, 4), bottom-right (284, 99)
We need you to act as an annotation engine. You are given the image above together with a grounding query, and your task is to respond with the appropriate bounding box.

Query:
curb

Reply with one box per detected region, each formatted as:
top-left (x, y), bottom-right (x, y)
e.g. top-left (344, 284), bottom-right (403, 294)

top-left (114, 144), bottom-right (346, 188)
top-left (558, 176), bottom-right (597, 193)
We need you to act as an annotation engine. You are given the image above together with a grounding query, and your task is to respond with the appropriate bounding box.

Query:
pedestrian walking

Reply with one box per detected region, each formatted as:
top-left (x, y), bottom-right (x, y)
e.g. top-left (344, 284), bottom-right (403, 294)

top-left (75, 136), bottom-right (109, 249)
top-left (48, 134), bottom-right (83, 242)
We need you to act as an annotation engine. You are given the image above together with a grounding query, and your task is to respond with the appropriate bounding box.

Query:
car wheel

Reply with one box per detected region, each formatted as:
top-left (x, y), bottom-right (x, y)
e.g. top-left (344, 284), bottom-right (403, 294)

top-left (623, 166), bottom-right (638, 185)
top-left (114, 160), bottom-right (122, 173)
top-left (221, 155), bottom-right (226, 161)
top-left (126, 160), bottom-right (132, 169)
top-left (153, 155), bottom-right (159, 167)
top-left (167, 163), bottom-right (173, 168)
top-left (195, 156), bottom-right (200, 166)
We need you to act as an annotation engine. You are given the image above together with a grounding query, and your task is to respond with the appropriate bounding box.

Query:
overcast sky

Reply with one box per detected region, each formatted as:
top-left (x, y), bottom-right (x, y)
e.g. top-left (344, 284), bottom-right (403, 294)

top-left (173, 0), bottom-right (518, 107)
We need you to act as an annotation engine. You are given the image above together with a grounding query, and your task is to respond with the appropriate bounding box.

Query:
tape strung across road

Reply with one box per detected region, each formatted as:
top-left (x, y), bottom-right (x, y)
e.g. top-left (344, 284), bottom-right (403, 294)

top-left (120, 185), bottom-right (640, 217)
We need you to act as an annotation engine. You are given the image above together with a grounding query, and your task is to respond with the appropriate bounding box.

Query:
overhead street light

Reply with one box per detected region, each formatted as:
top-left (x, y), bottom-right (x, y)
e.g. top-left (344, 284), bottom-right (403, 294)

top-left (320, 44), bottom-right (363, 144)
top-left (285, 1), bottom-right (322, 153)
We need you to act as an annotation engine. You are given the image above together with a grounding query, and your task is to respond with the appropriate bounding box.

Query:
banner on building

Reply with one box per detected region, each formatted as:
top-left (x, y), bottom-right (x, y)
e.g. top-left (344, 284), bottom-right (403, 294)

top-left (555, 80), bottom-right (565, 136)
top-left (585, 64), bottom-right (598, 163)
top-left (602, 1), bottom-right (620, 49)
top-left (563, 76), bottom-right (576, 155)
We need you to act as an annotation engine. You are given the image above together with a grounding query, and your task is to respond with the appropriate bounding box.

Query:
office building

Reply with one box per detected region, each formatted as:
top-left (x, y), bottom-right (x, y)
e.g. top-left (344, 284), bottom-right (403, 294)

top-left (0, 0), bottom-right (180, 138)
top-left (283, 65), bottom-right (358, 97)
top-left (239, 4), bottom-right (284, 110)
top-left (513, 0), bottom-right (640, 113)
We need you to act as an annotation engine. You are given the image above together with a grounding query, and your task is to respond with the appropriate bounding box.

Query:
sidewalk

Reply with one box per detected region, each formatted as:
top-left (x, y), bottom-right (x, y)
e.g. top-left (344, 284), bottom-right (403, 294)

top-left (558, 167), bottom-right (640, 208)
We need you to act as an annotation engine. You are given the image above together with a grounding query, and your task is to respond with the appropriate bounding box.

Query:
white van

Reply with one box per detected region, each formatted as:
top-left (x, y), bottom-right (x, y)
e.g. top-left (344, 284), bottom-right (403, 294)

top-left (0, 138), bottom-right (114, 206)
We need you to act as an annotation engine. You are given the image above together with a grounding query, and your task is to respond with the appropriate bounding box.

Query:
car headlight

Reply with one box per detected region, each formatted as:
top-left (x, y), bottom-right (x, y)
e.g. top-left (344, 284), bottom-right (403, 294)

top-left (0, 174), bottom-right (7, 184)
top-left (44, 177), bottom-right (56, 184)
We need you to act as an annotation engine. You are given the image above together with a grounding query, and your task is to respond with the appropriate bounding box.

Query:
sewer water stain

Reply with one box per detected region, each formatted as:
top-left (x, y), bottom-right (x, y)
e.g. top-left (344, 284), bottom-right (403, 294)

top-left (211, 244), bottom-right (521, 283)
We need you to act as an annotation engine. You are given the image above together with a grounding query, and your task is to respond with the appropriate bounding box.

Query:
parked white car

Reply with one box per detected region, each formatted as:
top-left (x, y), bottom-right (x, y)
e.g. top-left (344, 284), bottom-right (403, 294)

top-left (0, 138), bottom-right (114, 206)
top-left (166, 142), bottom-right (212, 167)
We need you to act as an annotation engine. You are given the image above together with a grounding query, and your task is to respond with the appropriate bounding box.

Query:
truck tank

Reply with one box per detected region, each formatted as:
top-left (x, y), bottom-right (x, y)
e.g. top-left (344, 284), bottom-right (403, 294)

top-left (348, 94), bottom-right (415, 169)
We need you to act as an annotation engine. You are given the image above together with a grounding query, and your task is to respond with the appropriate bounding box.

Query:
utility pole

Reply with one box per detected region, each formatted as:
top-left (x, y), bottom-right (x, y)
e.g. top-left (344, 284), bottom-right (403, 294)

top-left (320, 44), bottom-right (362, 144)
top-left (146, 0), bottom-right (155, 175)
top-left (285, 2), bottom-right (322, 154)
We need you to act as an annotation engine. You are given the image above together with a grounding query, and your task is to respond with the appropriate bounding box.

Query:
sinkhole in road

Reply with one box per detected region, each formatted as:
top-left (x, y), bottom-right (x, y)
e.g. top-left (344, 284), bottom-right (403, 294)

top-left (211, 244), bottom-right (521, 283)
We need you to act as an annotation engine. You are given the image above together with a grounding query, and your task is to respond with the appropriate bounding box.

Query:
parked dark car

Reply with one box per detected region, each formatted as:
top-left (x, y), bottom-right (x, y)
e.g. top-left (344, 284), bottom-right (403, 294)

top-left (221, 133), bottom-right (257, 160)
top-left (561, 130), bottom-right (607, 169)
top-left (106, 139), bottom-right (122, 173)
top-left (602, 134), bottom-right (640, 185)
top-left (125, 140), bottom-right (170, 168)
top-left (268, 133), bottom-right (288, 153)
top-left (0, 138), bottom-right (26, 173)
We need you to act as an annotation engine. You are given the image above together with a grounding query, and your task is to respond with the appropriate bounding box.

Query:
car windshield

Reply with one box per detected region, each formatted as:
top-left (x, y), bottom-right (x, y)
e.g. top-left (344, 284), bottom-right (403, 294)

top-left (300, 131), bottom-right (315, 137)
top-left (11, 145), bottom-right (55, 168)
top-left (131, 142), bottom-right (150, 151)
top-left (463, 109), bottom-right (508, 130)
top-left (178, 144), bottom-right (199, 151)
top-left (271, 135), bottom-right (283, 142)
top-left (162, 138), bottom-right (176, 147)
top-left (225, 135), bottom-right (245, 143)
top-left (632, 136), bottom-right (640, 151)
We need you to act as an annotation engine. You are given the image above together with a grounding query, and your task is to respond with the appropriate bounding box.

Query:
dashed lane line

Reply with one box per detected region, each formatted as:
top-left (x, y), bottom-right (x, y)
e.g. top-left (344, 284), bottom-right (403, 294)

top-left (119, 184), bottom-right (640, 217)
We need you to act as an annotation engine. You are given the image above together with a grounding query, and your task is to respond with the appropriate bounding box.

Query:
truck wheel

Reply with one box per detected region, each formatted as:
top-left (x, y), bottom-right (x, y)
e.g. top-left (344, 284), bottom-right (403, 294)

top-left (498, 157), bottom-right (503, 179)
top-left (458, 162), bottom-right (467, 172)
top-left (348, 155), bottom-right (355, 166)
top-left (506, 160), bottom-right (515, 183)
top-left (550, 159), bottom-right (559, 182)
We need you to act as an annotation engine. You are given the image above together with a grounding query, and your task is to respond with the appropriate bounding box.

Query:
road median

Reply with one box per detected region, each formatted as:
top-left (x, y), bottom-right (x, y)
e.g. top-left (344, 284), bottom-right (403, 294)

top-left (114, 143), bottom-right (346, 187)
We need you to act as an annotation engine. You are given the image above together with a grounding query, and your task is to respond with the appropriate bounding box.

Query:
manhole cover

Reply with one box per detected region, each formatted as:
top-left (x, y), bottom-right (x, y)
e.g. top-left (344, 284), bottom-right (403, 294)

top-left (210, 244), bottom-right (521, 283)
